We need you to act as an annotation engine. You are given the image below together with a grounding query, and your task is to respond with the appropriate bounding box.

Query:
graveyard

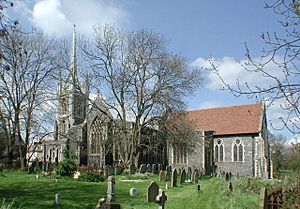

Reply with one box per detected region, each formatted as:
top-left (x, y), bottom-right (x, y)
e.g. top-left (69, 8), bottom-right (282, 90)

top-left (0, 169), bottom-right (293, 209)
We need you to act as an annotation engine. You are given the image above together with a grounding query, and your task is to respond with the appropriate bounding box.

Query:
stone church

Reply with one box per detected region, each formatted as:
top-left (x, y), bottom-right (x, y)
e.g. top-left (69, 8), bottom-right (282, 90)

top-left (43, 28), bottom-right (271, 178)
top-left (169, 103), bottom-right (271, 178)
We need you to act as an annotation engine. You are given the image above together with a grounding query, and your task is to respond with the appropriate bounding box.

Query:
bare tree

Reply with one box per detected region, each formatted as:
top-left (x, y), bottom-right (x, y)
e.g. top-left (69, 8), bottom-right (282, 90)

top-left (81, 25), bottom-right (203, 167)
top-left (211, 0), bottom-right (300, 133)
top-left (0, 28), bottom-right (57, 169)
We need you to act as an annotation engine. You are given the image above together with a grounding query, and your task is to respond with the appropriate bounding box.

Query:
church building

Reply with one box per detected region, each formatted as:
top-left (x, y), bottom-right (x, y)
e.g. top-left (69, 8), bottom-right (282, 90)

top-left (43, 28), bottom-right (271, 178)
top-left (169, 103), bottom-right (271, 178)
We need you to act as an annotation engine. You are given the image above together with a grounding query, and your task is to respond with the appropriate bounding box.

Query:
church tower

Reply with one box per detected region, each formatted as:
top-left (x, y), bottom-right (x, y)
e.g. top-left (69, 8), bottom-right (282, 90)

top-left (57, 25), bottom-right (87, 139)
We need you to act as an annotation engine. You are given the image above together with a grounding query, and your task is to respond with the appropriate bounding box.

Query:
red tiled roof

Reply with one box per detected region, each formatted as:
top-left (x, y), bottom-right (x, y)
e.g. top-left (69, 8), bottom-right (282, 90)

top-left (186, 103), bottom-right (263, 135)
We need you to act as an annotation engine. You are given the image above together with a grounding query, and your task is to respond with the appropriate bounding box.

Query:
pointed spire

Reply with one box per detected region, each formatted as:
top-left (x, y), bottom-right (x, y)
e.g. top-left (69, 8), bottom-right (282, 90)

top-left (71, 24), bottom-right (78, 90)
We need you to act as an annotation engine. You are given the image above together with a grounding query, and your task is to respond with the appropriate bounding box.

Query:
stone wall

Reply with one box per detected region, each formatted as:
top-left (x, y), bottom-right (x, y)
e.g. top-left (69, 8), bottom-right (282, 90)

top-left (214, 135), bottom-right (256, 177)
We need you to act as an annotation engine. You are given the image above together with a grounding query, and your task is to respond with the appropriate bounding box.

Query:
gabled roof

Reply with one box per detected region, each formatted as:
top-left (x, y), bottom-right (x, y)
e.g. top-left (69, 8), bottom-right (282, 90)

top-left (186, 103), bottom-right (263, 136)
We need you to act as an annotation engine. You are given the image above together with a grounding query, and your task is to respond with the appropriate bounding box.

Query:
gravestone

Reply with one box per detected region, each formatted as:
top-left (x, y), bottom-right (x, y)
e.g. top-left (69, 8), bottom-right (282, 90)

top-left (171, 169), bottom-right (177, 187)
top-left (197, 184), bottom-right (200, 191)
top-left (129, 187), bottom-right (137, 197)
top-left (165, 169), bottom-right (171, 181)
top-left (193, 170), bottom-right (199, 184)
top-left (178, 168), bottom-right (181, 175)
top-left (166, 165), bottom-right (172, 173)
top-left (129, 164), bottom-right (135, 175)
top-left (187, 167), bottom-right (192, 181)
top-left (139, 164), bottom-right (146, 173)
top-left (259, 187), bottom-right (267, 209)
top-left (55, 193), bottom-right (60, 207)
top-left (147, 181), bottom-right (159, 202)
top-left (157, 164), bottom-right (162, 172)
top-left (104, 176), bottom-right (121, 209)
top-left (107, 176), bottom-right (116, 202)
top-left (104, 165), bottom-right (109, 178)
top-left (114, 165), bottom-right (121, 175)
top-left (180, 169), bottom-right (186, 185)
top-left (147, 164), bottom-right (152, 173)
top-left (152, 164), bottom-right (158, 174)
top-left (225, 172), bottom-right (230, 181)
top-left (156, 189), bottom-right (167, 209)
top-left (159, 170), bottom-right (165, 182)
top-left (236, 172), bottom-right (239, 180)
top-left (228, 181), bottom-right (233, 192)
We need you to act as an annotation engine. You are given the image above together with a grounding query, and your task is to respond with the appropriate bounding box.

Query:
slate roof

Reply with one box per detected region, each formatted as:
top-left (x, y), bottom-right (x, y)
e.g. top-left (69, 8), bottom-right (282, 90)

top-left (186, 103), bottom-right (263, 136)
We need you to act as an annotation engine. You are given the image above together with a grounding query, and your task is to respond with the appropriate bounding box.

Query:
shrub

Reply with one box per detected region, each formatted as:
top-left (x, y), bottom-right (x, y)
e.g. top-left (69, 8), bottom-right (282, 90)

top-left (55, 146), bottom-right (76, 177)
top-left (78, 172), bottom-right (105, 182)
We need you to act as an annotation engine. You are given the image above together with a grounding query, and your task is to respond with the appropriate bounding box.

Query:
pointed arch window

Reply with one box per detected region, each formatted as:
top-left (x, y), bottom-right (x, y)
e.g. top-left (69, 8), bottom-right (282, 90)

top-left (90, 117), bottom-right (104, 155)
top-left (215, 139), bottom-right (224, 162)
top-left (233, 139), bottom-right (244, 162)
top-left (173, 144), bottom-right (187, 164)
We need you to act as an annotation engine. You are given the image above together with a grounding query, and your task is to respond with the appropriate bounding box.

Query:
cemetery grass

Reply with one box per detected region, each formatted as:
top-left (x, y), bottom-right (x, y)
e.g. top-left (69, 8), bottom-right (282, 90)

top-left (0, 171), bottom-right (276, 209)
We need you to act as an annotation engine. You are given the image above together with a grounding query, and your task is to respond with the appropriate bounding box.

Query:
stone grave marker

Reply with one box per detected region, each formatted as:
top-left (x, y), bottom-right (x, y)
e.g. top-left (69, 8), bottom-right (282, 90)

top-left (171, 169), bottom-right (177, 187)
top-left (147, 164), bottom-right (152, 173)
top-left (104, 165), bottom-right (109, 178)
top-left (129, 187), bottom-right (137, 197)
top-left (152, 164), bottom-right (158, 174)
top-left (187, 167), bottom-right (192, 181)
top-left (129, 164), bottom-right (135, 175)
top-left (180, 169), bottom-right (186, 185)
top-left (158, 164), bottom-right (162, 172)
top-left (147, 181), bottom-right (159, 202)
top-left (139, 164), bottom-right (146, 173)
top-left (156, 189), bottom-right (167, 209)
top-left (225, 172), bottom-right (230, 181)
top-left (104, 176), bottom-right (121, 209)
top-left (114, 165), bottom-right (121, 175)
top-left (166, 165), bottom-right (172, 173)
top-left (55, 193), bottom-right (60, 207)
top-left (228, 181), bottom-right (233, 192)
top-left (193, 170), bottom-right (199, 184)
top-left (159, 170), bottom-right (165, 182)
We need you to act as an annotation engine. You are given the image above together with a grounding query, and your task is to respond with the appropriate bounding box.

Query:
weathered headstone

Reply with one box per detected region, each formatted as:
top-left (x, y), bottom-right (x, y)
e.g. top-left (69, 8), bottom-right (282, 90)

top-left (171, 169), bottom-right (177, 187)
top-left (152, 164), bottom-right (158, 174)
top-left (165, 169), bottom-right (171, 181)
top-left (139, 164), bottom-right (146, 173)
top-left (103, 176), bottom-right (121, 209)
top-left (55, 193), bottom-right (60, 207)
top-left (166, 165), bottom-right (172, 173)
top-left (193, 170), bottom-right (199, 184)
top-left (158, 164), bottom-right (162, 172)
top-left (187, 167), bottom-right (192, 181)
top-left (259, 187), bottom-right (267, 209)
top-left (159, 170), bottom-right (165, 182)
top-left (129, 187), bottom-right (138, 197)
top-left (107, 176), bottom-right (116, 202)
top-left (228, 181), bottom-right (233, 192)
top-left (236, 172), bottom-right (239, 180)
top-left (180, 169), bottom-right (186, 185)
top-left (225, 172), bottom-right (230, 181)
top-left (147, 164), bottom-right (152, 173)
top-left (114, 165), bottom-right (121, 175)
top-left (147, 181), bottom-right (159, 202)
top-left (129, 164), bottom-right (135, 175)
top-left (156, 189), bottom-right (167, 209)
top-left (104, 165), bottom-right (109, 178)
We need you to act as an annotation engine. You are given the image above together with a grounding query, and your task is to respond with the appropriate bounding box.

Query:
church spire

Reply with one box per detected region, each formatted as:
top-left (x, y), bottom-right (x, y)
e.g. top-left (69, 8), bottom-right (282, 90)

top-left (71, 24), bottom-right (78, 91)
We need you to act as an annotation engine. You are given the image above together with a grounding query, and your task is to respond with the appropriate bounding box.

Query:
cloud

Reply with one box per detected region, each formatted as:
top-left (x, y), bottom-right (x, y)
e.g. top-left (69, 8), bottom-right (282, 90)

top-left (192, 56), bottom-right (284, 91)
top-left (30, 0), bottom-right (129, 36)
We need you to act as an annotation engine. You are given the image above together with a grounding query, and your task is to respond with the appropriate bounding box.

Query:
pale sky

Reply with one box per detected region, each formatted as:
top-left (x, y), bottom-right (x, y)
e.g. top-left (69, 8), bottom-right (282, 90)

top-left (9, 0), bottom-right (296, 141)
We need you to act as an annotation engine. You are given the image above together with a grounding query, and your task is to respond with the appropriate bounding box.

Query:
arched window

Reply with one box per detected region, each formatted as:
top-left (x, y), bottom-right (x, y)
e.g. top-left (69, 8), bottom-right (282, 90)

top-left (90, 117), bottom-right (104, 155)
top-left (233, 139), bottom-right (244, 162)
top-left (215, 139), bottom-right (224, 162)
top-left (173, 144), bottom-right (187, 164)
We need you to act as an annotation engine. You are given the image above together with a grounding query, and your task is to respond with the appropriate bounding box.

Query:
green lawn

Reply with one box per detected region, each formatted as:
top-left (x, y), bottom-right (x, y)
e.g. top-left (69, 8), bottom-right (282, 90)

top-left (0, 171), bottom-right (281, 209)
